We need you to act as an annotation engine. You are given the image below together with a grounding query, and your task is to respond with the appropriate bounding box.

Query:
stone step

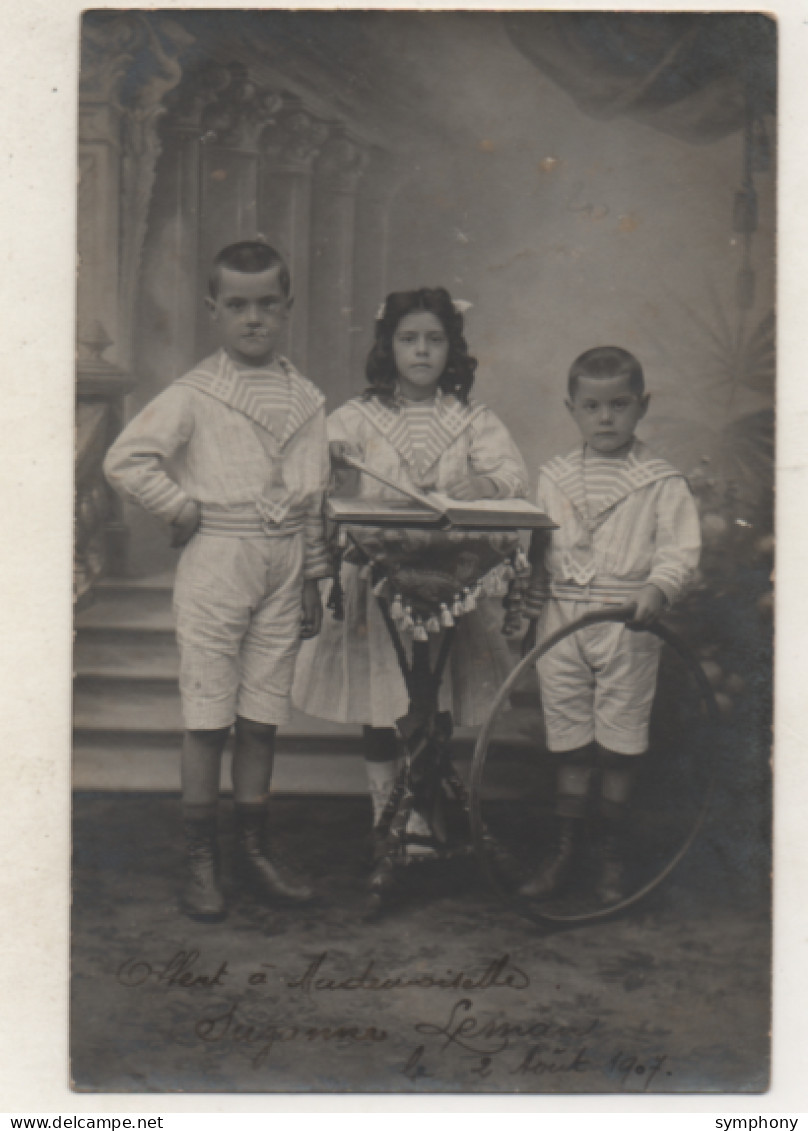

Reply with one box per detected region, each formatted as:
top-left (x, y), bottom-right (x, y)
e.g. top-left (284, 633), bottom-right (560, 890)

top-left (73, 678), bottom-right (363, 738)
top-left (73, 630), bottom-right (179, 680)
top-left (73, 680), bottom-right (182, 734)
top-left (76, 584), bottom-right (174, 631)
top-left (72, 735), bottom-right (369, 794)
top-left (96, 571), bottom-right (175, 591)
top-left (74, 674), bottom-right (538, 738)
top-left (72, 734), bottom-right (532, 799)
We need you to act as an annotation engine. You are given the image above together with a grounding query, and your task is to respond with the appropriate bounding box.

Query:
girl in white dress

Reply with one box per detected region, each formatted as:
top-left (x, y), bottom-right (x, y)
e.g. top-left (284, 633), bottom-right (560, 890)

top-left (293, 287), bottom-right (529, 839)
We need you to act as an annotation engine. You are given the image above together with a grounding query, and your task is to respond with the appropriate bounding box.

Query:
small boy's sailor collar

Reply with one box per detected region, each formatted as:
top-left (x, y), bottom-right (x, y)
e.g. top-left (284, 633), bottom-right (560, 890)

top-left (176, 349), bottom-right (324, 446)
top-left (543, 440), bottom-right (682, 520)
top-left (353, 387), bottom-right (485, 480)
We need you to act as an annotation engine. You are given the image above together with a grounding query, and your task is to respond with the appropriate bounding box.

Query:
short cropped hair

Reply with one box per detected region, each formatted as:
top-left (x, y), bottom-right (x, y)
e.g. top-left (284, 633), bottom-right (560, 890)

top-left (568, 346), bottom-right (645, 399)
top-left (208, 241), bottom-right (291, 299)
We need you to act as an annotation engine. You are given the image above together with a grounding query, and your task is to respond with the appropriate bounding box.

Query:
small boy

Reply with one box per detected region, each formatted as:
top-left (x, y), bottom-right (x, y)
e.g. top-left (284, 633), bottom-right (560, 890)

top-left (104, 241), bottom-right (330, 922)
top-left (522, 346), bottom-right (701, 905)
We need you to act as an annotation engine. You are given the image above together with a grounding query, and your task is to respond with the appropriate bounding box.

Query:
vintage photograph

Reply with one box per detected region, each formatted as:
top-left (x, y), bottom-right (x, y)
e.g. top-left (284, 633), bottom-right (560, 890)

top-left (72, 10), bottom-right (775, 1094)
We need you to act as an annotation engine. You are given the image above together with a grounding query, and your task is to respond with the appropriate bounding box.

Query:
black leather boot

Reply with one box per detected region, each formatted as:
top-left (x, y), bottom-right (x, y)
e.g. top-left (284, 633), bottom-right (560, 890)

top-left (519, 816), bottom-right (580, 900)
top-left (181, 814), bottom-right (226, 922)
top-left (594, 749), bottom-right (636, 906)
top-left (235, 805), bottom-right (313, 903)
top-left (595, 827), bottom-right (627, 905)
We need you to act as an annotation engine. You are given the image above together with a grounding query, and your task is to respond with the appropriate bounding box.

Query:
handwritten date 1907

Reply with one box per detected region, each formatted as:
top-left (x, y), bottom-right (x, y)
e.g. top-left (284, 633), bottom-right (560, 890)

top-left (410, 999), bottom-right (669, 1091)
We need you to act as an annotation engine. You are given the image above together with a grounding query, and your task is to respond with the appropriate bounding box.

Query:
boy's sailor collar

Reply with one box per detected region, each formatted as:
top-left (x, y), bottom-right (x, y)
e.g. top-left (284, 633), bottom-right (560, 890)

top-left (175, 349), bottom-right (324, 446)
top-left (543, 440), bottom-right (683, 521)
top-left (352, 387), bottom-right (486, 480)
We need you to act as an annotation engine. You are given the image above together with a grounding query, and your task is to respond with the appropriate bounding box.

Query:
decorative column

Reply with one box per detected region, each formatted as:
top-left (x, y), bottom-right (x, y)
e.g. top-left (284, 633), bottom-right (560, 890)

top-left (184, 63), bottom-right (286, 355)
top-left (309, 126), bottom-right (369, 401)
top-left (78, 18), bottom-right (131, 365)
top-left (150, 61), bottom-right (247, 376)
top-left (349, 151), bottom-right (406, 378)
top-left (79, 13), bottom-right (194, 369)
top-left (77, 13), bottom-right (193, 589)
top-left (75, 324), bottom-right (135, 603)
top-left (259, 98), bottom-right (330, 370)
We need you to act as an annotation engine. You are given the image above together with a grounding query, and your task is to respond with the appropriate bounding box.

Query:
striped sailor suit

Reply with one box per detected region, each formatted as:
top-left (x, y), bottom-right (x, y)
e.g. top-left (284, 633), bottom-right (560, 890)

top-left (533, 440), bottom-right (701, 755)
top-left (104, 349), bottom-right (330, 729)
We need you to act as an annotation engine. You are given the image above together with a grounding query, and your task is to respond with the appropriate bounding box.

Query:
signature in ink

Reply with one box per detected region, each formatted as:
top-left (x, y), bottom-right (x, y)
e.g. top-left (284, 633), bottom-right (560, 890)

top-left (194, 1001), bottom-right (388, 1069)
top-left (414, 997), bottom-right (599, 1056)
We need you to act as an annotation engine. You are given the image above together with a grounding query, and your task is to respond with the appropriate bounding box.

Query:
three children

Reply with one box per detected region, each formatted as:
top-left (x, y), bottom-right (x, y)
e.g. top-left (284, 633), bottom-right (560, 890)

top-left (103, 239), bottom-right (701, 917)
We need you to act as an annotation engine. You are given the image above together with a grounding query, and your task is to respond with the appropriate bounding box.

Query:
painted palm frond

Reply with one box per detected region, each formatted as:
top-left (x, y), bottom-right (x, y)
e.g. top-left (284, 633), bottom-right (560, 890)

top-left (645, 408), bottom-right (773, 514)
top-left (657, 285), bottom-right (775, 403)
top-left (737, 310), bottom-right (775, 394)
top-left (643, 292), bottom-right (774, 513)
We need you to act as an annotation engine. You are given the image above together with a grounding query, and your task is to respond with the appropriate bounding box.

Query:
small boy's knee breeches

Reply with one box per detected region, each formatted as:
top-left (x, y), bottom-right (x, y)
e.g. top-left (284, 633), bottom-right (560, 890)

top-left (537, 598), bottom-right (661, 755)
top-left (173, 532), bottom-right (305, 730)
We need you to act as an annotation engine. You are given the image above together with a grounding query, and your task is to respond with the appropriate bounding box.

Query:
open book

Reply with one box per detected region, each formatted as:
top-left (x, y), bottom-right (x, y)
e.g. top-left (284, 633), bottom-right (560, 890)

top-left (326, 491), bottom-right (555, 531)
top-left (326, 455), bottom-right (555, 529)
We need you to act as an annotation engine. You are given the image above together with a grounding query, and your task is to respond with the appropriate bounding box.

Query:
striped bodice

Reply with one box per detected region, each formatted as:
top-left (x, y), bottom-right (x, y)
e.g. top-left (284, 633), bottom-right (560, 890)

top-left (398, 397), bottom-right (439, 461)
top-left (233, 369), bottom-right (291, 439)
top-left (582, 450), bottom-right (632, 517)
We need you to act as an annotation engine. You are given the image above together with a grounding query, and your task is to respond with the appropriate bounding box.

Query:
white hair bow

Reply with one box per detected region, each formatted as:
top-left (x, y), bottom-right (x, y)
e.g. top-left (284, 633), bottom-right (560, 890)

top-left (375, 298), bottom-right (473, 320)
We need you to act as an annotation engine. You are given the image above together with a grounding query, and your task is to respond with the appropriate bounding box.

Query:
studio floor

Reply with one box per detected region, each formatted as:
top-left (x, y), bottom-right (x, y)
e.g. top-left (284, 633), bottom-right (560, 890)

top-left (70, 791), bottom-right (770, 1095)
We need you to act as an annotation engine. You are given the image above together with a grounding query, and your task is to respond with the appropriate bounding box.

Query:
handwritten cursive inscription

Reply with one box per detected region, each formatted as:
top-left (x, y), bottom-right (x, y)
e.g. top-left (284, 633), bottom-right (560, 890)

top-left (286, 952), bottom-right (530, 995)
top-left (115, 950), bottom-right (529, 995)
top-left (117, 950), bottom-right (229, 989)
top-left (415, 997), bottom-right (599, 1056)
top-left (194, 1001), bottom-right (387, 1068)
top-left (112, 950), bottom-right (670, 1090)
top-left (509, 1044), bottom-right (592, 1076)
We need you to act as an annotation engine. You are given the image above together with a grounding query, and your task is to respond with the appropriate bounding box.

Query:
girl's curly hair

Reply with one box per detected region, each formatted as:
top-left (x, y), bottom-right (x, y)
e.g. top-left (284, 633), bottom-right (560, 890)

top-left (363, 287), bottom-right (477, 404)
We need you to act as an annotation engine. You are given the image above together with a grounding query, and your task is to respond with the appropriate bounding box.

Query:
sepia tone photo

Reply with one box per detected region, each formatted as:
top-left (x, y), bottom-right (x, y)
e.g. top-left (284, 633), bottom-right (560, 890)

top-left (72, 10), bottom-right (775, 1094)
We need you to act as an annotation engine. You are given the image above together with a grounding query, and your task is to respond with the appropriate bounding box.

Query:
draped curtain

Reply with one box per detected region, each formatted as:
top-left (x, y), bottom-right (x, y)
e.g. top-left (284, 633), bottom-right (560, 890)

top-left (503, 13), bottom-right (776, 144)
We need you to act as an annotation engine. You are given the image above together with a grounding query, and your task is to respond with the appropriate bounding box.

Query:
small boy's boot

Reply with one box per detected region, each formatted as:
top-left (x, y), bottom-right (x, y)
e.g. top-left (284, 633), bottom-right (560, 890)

top-left (593, 747), bottom-right (637, 905)
top-left (595, 831), bottom-right (626, 905)
top-left (234, 802), bottom-right (313, 903)
top-left (594, 800), bottom-right (629, 906)
top-left (519, 745), bottom-right (594, 901)
top-left (518, 811), bottom-right (581, 900)
top-left (181, 807), bottom-right (226, 922)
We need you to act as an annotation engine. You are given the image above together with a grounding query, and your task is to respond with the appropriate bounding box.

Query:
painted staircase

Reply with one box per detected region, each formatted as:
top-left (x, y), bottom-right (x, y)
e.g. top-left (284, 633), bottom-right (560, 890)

top-left (73, 574), bottom-right (538, 795)
top-left (72, 572), bottom-right (367, 794)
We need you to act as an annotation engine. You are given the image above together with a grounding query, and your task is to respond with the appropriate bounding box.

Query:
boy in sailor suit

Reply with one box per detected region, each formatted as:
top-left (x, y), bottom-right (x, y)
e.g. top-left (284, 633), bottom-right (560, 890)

top-left (104, 241), bottom-right (330, 921)
top-left (522, 346), bottom-right (701, 905)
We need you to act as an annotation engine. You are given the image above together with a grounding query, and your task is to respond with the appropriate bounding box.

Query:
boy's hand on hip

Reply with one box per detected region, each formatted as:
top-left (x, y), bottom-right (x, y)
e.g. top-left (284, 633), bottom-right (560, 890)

top-left (631, 583), bottom-right (666, 626)
top-left (170, 499), bottom-right (201, 548)
top-left (300, 579), bottom-right (323, 639)
top-left (443, 475), bottom-right (498, 501)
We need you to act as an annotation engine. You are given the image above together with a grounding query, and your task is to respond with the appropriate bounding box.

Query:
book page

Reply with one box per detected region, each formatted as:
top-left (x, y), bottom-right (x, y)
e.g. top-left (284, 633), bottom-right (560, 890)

top-left (425, 492), bottom-right (548, 515)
